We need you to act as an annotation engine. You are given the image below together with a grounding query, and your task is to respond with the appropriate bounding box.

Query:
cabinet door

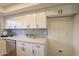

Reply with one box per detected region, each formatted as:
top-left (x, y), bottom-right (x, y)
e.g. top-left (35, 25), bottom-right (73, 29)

top-left (46, 7), bottom-right (60, 16)
top-left (5, 19), bottom-right (13, 29)
top-left (16, 41), bottom-right (26, 56)
top-left (25, 42), bottom-right (33, 56)
top-left (5, 19), bottom-right (9, 29)
top-left (13, 11), bottom-right (36, 29)
top-left (37, 9), bottom-right (47, 28)
top-left (12, 16), bottom-right (27, 28)
top-left (5, 19), bottom-right (16, 29)
top-left (59, 4), bottom-right (78, 15)
top-left (16, 41), bottom-right (32, 56)
top-left (47, 4), bottom-right (78, 17)
top-left (25, 11), bottom-right (36, 28)
top-left (33, 44), bottom-right (44, 56)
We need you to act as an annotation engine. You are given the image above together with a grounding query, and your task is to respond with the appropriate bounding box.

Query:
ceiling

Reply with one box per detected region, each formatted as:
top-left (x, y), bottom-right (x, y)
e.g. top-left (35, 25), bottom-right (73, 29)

top-left (0, 3), bottom-right (17, 8)
top-left (0, 3), bottom-right (65, 16)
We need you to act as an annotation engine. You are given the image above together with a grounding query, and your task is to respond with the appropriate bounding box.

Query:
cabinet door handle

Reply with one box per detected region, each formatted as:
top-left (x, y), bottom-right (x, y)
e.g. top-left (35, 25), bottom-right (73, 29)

top-left (27, 25), bottom-right (30, 28)
top-left (58, 10), bottom-right (60, 14)
top-left (33, 49), bottom-right (34, 54)
top-left (36, 46), bottom-right (40, 48)
top-left (14, 26), bottom-right (16, 28)
top-left (36, 24), bottom-right (38, 28)
top-left (21, 47), bottom-right (25, 51)
top-left (60, 9), bottom-right (62, 14)
top-left (22, 43), bottom-right (25, 45)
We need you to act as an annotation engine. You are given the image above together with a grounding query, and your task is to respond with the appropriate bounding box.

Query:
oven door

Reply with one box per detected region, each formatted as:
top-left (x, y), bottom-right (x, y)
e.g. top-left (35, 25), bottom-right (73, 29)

top-left (6, 39), bottom-right (16, 56)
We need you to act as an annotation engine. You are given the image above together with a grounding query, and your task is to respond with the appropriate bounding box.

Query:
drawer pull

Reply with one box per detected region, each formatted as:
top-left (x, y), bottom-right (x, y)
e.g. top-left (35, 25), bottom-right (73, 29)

top-left (36, 24), bottom-right (38, 28)
top-left (21, 47), bottom-right (25, 51)
top-left (27, 25), bottom-right (30, 28)
top-left (33, 49), bottom-right (34, 54)
top-left (36, 46), bottom-right (40, 48)
top-left (58, 10), bottom-right (60, 14)
top-left (22, 43), bottom-right (25, 45)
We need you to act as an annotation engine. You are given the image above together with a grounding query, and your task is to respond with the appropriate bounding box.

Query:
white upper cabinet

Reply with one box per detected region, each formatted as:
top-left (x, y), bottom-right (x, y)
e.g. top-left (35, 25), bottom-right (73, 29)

top-left (5, 10), bottom-right (47, 29)
top-left (5, 11), bottom-right (36, 29)
top-left (36, 9), bottom-right (47, 28)
top-left (12, 17), bottom-right (24, 29)
top-left (46, 4), bottom-right (78, 17)
top-left (4, 17), bottom-right (24, 29)
top-left (25, 11), bottom-right (36, 28)
top-left (13, 11), bottom-right (36, 29)
top-left (46, 6), bottom-right (60, 17)
top-left (5, 18), bottom-right (16, 29)
top-left (59, 4), bottom-right (78, 15)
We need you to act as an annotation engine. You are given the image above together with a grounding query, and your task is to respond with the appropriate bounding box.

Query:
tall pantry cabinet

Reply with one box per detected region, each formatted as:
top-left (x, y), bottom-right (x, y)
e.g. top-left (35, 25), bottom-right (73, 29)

top-left (46, 4), bottom-right (79, 56)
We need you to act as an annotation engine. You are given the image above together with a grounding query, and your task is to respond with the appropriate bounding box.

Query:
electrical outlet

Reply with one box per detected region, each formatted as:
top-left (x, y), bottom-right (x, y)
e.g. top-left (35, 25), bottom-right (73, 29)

top-left (58, 49), bottom-right (63, 53)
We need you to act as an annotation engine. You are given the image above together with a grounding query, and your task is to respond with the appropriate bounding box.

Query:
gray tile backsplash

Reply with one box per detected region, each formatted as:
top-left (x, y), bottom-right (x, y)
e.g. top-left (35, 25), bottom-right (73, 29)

top-left (11, 29), bottom-right (47, 36)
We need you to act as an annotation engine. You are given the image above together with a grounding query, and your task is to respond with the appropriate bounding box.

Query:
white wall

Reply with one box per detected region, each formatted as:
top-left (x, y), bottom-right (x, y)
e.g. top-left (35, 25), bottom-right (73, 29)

top-left (73, 14), bottom-right (79, 56)
top-left (47, 17), bottom-right (74, 56)
top-left (0, 16), bottom-right (4, 34)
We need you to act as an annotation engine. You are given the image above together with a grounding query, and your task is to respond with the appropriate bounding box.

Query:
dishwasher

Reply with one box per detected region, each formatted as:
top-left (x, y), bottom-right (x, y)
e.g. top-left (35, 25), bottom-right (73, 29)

top-left (5, 39), bottom-right (16, 56)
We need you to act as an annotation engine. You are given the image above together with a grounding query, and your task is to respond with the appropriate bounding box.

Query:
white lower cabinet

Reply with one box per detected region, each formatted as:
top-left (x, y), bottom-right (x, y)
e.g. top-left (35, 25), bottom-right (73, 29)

top-left (16, 41), bottom-right (32, 56)
top-left (25, 43), bottom-right (33, 56)
top-left (32, 44), bottom-right (44, 56)
top-left (16, 41), bottom-right (46, 56)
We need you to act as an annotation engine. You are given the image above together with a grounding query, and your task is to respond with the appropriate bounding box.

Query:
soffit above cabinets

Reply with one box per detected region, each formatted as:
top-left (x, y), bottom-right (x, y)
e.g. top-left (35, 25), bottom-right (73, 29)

top-left (0, 3), bottom-right (17, 8)
top-left (0, 3), bottom-right (65, 16)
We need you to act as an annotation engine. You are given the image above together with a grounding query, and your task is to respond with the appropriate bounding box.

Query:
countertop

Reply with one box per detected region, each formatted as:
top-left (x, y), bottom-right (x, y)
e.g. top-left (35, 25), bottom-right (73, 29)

top-left (0, 36), bottom-right (47, 44)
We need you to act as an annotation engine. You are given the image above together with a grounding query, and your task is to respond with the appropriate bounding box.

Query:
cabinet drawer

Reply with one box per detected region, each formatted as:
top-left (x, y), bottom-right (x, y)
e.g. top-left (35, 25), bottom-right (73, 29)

top-left (16, 41), bottom-right (26, 47)
top-left (33, 44), bottom-right (43, 48)
top-left (25, 43), bottom-right (32, 49)
top-left (33, 44), bottom-right (44, 51)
